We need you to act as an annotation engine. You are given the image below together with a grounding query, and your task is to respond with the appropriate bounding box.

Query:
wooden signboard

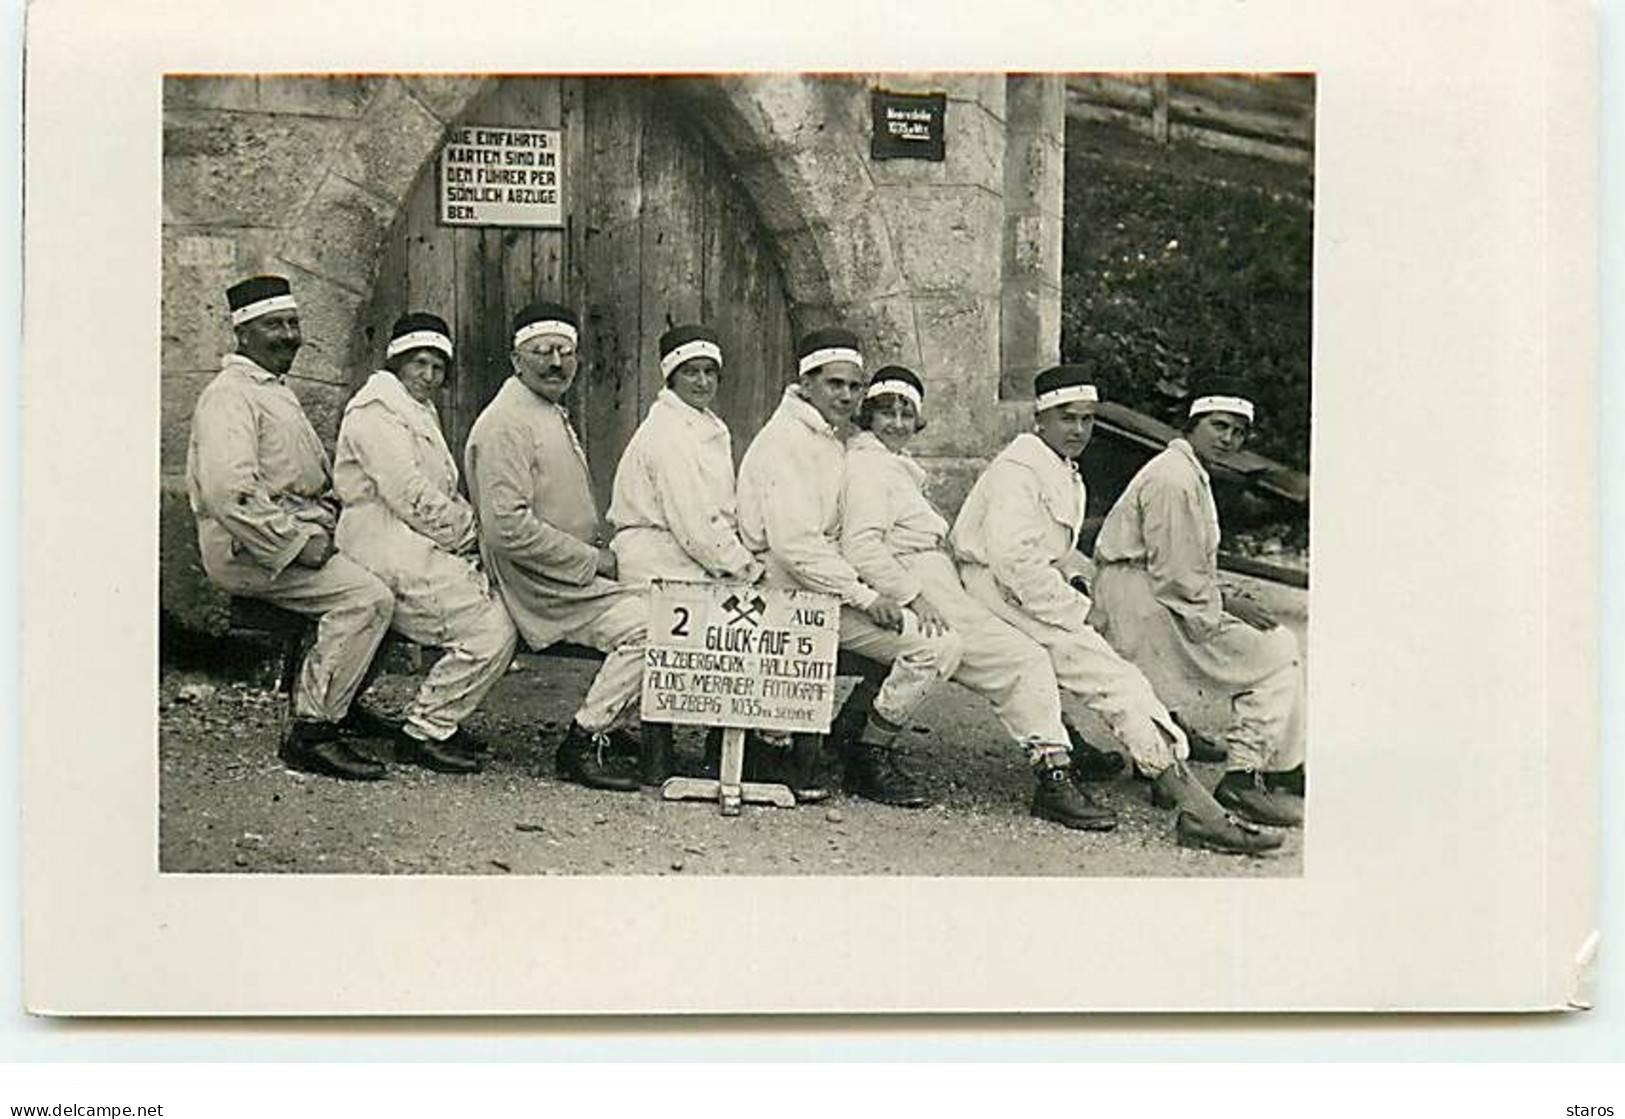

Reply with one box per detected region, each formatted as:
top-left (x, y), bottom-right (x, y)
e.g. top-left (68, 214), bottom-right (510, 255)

top-left (642, 580), bottom-right (840, 733)
top-left (642, 580), bottom-right (841, 814)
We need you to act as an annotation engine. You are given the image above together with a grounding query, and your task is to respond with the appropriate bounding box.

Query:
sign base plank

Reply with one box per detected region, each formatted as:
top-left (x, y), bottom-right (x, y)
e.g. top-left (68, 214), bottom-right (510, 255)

top-left (660, 728), bottom-right (797, 815)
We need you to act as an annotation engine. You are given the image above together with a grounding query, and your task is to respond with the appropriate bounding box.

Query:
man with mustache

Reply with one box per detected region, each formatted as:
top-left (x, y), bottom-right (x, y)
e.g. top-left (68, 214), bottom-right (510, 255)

top-left (186, 275), bottom-right (396, 781)
top-left (463, 300), bottom-right (648, 792)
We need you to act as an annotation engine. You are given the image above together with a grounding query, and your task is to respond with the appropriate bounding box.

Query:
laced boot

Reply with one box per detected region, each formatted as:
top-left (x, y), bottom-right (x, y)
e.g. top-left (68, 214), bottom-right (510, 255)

top-left (279, 719), bottom-right (386, 781)
top-left (394, 727), bottom-right (483, 774)
top-left (781, 732), bottom-right (832, 804)
top-left (1153, 762), bottom-right (1282, 856)
top-left (1031, 756), bottom-right (1118, 831)
top-left (337, 702), bottom-right (401, 742)
top-left (1168, 711), bottom-right (1227, 763)
top-left (828, 679), bottom-right (879, 754)
top-left (608, 726), bottom-right (643, 758)
top-left (1215, 769), bottom-right (1304, 827)
top-left (553, 722), bottom-right (640, 792)
top-left (1265, 765), bottom-right (1305, 797)
top-left (844, 741), bottom-right (928, 808)
top-left (1063, 720), bottom-right (1127, 782)
top-left (444, 727), bottom-right (492, 756)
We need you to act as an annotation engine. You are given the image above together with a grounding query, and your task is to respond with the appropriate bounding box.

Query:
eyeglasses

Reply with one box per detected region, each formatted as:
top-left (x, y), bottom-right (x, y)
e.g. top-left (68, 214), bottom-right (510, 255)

top-left (517, 343), bottom-right (577, 361)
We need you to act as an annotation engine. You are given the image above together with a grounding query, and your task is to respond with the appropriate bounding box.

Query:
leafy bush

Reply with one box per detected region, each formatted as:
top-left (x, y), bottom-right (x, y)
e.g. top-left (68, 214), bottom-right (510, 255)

top-left (1061, 120), bottom-right (1313, 474)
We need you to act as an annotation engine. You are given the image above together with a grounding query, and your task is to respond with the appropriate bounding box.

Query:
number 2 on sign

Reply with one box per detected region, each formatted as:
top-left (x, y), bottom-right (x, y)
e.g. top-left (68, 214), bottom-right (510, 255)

top-left (670, 606), bottom-right (690, 637)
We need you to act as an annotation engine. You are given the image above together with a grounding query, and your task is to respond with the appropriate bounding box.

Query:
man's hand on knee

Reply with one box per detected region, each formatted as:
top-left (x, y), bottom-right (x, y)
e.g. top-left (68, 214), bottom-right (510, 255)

top-left (294, 531), bottom-right (334, 569)
top-left (863, 594), bottom-right (905, 632)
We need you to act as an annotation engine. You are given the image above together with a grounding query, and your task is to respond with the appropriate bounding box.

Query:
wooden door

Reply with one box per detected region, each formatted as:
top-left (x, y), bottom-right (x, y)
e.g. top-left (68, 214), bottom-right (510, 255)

top-left (359, 76), bottom-right (797, 512)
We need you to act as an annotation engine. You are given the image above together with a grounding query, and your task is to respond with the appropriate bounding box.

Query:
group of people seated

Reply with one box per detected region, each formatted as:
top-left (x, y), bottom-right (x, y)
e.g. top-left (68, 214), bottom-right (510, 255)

top-left (185, 273), bottom-right (1305, 856)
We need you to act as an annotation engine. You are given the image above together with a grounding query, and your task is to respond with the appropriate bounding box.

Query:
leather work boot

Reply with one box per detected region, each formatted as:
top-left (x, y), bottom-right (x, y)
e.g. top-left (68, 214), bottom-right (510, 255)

top-left (1265, 765), bottom-right (1305, 797)
top-left (1063, 720), bottom-right (1127, 782)
top-left (1153, 763), bottom-right (1282, 856)
top-left (395, 728), bottom-right (482, 774)
top-left (1171, 712), bottom-right (1227, 763)
top-left (782, 733), bottom-right (832, 804)
top-left (553, 723), bottom-right (640, 792)
top-left (337, 703), bottom-right (401, 742)
top-left (828, 678), bottom-right (881, 752)
top-left (1215, 770), bottom-right (1304, 827)
top-left (701, 728), bottom-right (831, 802)
top-left (1031, 760), bottom-right (1118, 831)
top-left (444, 727), bottom-right (491, 756)
top-left (844, 742), bottom-right (928, 808)
top-left (608, 726), bottom-right (643, 758)
top-left (279, 719), bottom-right (387, 781)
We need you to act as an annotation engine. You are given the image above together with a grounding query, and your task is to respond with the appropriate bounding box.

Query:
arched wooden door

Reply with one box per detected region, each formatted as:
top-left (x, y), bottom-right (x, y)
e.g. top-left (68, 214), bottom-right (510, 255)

top-left (358, 76), bottom-right (797, 511)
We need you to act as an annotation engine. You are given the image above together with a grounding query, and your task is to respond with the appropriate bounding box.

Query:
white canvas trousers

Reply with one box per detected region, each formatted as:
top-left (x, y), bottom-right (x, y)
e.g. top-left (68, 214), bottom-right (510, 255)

top-left (204, 550), bottom-right (394, 724)
top-left (1225, 635), bottom-right (1307, 773)
top-left (763, 555), bottom-right (961, 728)
top-left (374, 549), bottom-right (519, 742)
top-left (905, 551), bottom-right (1068, 758)
top-left (537, 589), bottom-right (649, 734)
top-left (959, 563), bottom-right (1188, 775)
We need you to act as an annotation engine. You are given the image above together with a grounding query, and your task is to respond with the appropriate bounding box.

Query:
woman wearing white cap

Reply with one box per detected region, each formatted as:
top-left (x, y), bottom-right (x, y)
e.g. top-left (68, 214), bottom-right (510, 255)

top-left (841, 366), bottom-right (1119, 832)
top-left (1090, 377), bottom-right (1305, 828)
top-left (737, 328), bottom-right (963, 808)
top-left (608, 324), bottom-right (761, 586)
top-left (333, 312), bottom-right (519, 775)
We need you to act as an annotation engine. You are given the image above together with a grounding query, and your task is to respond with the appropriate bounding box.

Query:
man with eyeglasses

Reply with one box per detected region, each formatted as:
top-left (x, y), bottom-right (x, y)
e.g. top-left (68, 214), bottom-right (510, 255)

top-left (463, 300), bottom-right (648, 792)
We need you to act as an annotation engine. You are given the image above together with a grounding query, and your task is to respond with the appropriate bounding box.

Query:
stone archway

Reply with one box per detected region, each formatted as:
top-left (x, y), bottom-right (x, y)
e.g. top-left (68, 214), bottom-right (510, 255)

top-left (316, 75), bottom-right (870, 384)
top-left (161, 72), bottom-right (1045, 630)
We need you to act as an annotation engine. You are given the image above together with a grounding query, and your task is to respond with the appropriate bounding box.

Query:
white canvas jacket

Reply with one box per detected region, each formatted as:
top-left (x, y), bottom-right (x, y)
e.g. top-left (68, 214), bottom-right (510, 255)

top-left (949, 431), bottom-right (1091, 631)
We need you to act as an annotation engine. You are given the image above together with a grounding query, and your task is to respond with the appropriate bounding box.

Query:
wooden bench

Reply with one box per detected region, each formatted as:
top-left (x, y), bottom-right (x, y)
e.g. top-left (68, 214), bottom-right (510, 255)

top-left (226, 596), bottom-right (887, 787)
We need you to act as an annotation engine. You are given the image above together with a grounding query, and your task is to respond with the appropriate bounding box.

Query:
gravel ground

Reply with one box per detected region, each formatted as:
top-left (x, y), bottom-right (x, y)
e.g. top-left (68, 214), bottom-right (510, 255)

top-left (159, 572), bottom-right (1306, 878)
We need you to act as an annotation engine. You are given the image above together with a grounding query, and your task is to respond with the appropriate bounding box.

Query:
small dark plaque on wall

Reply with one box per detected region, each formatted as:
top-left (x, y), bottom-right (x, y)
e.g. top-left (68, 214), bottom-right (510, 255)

top-left (870, 89), bottom-right (946, 161)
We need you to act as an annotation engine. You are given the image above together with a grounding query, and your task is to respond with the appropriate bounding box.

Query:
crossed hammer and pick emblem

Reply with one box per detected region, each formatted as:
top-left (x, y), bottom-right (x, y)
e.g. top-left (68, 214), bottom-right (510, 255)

top-left (720, 592), bottom-right (768, 627)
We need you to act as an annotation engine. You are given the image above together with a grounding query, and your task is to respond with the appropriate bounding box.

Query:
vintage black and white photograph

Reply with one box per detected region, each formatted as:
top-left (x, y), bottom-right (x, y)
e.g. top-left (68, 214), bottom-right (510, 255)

top-left (156, 71), bottom-right (1314, 877)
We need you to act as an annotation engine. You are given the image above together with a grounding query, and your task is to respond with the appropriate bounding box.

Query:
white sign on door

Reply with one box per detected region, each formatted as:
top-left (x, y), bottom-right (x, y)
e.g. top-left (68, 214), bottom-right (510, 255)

top-left (439, 125), bottom-right (563, 227)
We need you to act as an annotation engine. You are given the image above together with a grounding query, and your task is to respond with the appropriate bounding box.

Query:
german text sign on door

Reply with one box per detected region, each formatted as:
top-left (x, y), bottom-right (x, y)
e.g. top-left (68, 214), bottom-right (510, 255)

top-left (642, 581), bottom-right (841, 733)
top-left (440, 125), bottom-right (563, 227)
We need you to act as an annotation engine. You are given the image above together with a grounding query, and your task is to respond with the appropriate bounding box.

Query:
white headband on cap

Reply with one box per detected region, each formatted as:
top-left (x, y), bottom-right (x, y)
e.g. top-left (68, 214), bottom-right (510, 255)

top-left (513, 320), bottom-right (578, 349)
top-left (1035, 383), bottom-right (1099, 411)
top-left (386, 330), bottom-right (453, 360)
top-left (1189, 394), bottom-right (1255, 422)
top-left (230, 294), bottom-right (297, 326)
top-left (864, 380), bottom-right (922, 411)
top-left (660, 339), bottom-right (723, 378)
top-left (798, 347), bottom-right (864, 377)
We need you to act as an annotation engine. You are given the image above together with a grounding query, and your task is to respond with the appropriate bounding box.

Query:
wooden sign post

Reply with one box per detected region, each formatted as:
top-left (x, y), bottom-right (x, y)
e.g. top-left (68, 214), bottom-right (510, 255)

top-left (641, 580), bottom-right (841, 815)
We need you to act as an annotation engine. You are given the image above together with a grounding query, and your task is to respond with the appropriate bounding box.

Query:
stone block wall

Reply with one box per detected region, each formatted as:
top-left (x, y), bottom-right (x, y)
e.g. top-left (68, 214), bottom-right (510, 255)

top-left (161, 72), bottom-right (1067, 632)
top-left (160, 75), bottom-right (489, 631)
top-left (675, 72), bottom-right (1065, 475)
